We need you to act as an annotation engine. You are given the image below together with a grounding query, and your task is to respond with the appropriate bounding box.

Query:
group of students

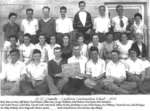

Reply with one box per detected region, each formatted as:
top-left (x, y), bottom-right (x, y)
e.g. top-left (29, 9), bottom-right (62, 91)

top-left (1, 1), bottom-right (150, 95)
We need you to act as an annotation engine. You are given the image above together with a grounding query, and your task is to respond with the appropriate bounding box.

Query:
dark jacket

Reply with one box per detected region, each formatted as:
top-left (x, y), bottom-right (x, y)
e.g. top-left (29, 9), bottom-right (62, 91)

top-left (131, 42), bottom-right (147, 58)
top-left (73, 11), bottom-right (93, 32)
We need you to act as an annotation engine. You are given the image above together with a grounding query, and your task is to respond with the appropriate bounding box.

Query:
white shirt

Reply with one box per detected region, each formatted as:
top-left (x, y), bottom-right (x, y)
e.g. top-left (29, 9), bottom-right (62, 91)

top-left (133, 21), bottom-right (146, 34)
top-left (56, 17), bottom-right (73, 33)
top-left (106, 61), bottom-right (126, 80)
top-left (86, 59), bottom-right (105, 77)
top-left (34, 43), bottom-right (49, 62)
top-left (68, 55), bottom-right (88, 74)
top-left (79, 11), bottom-right (87, 26)
top-left (47, 44), bottom-right (61, 61)
top-left (116, 40), bottom-right (133, 59)
top-left (94, 16), bottom-right (110, 33)
top-left (21, 18), bottom-right (39, 35)
top-left (80, 44), bottom-right (88, 57)
top-left (25, 62), bottom-right (47, 80)
top-left (112, 16), bottom-right (128, 32)
top-left (2, 61), bottom-right (25, 81)
top-left (125, 58), bottom-right (145, 75)
top-left (19, 43), bottom-right (35, 63)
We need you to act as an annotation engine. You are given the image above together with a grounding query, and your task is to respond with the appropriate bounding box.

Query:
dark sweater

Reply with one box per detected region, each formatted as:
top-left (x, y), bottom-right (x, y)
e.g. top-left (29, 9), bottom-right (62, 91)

top-left (3, 22), bottom-right (20, 41)
top-left (38, 18), bottom-right (56, 38)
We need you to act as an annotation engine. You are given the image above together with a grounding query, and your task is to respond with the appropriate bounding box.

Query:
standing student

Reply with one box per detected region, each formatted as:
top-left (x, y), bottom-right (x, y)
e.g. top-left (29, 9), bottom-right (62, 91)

top-left (21, 8), bottom-right (39, 44)
top-left (38, 6), bottom-right (56, 43)
top-left (112, 5), bottom-right (128, 40)
top-left (94, 5), bottom-right (111, 42)
top-left (56, 6), bottom-right (73, 45)
top-left (73, 1), bottom-right (93, 43)
top-left (3, 12), bottom-right (20, 42)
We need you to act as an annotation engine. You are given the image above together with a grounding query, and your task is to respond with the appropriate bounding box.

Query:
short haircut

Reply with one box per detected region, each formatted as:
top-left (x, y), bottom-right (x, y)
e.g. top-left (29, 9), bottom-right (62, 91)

top-left (26, 8), bottom-right (33, 13)
top-left (73, 43), bottom-right (80, 48)
top-left (63, 33), bottom-right (70, 39)
top-left (116, 4), bottom-right (123, 10)
top-left (9, 35), bottom-right (17, 40)
top-left (111, 50), bottom-right (120, 55)
top-left (128, 48), bottom-right (137, 54)
top-left (99, 5), bottom-right (106, 10)
top-left (90, 46), bottom-right (99, 53)
top-left (38, 34), bottom-right (46, 38)
top-left (10, 49), bottom-right (20, 55)
top-left (8, 12), bottom-right (17, 19)
top-left (23, 33), bottom-right (31, 39)
top-left (105, 32), bottom-right (113, 36)
top-left (77, 33), bottom-right (84, 40)
top-left (60, 6), bottom-right (67, 11)
top-left (134, 13), bottom-right (142, 19)
top-left (42, 6), bottom-right (50, 11)
top-left (79, 1), bottom-right (86, 6)
top-left (54, 46), bottom-right (62, 51)
top-left (33, 49), bottom-right (41, 55)
top-left (92, 34), bottom-right (99, 39)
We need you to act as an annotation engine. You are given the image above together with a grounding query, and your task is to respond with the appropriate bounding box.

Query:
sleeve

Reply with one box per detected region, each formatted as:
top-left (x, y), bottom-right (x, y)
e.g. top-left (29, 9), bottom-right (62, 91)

top-left (73, 13), bottom-right (78, 30)
top-left (3, 24), bottom-right (6, 32)
top-left (93, 18), bottom-right (96, 30)
top-left (20, 20), bottom-right (24, 32)
top-left (47, 61), bottom-right (53, 77)
top-left (85, 62), bottom-right (91, 75)
top-left (102, 61), bottom-right (106, 74)
top-left (69, 19), bottom-right (73, 32)
top-left (87, 13), bottom-right (93, 29)
top-left (35, 19), bottom-right (39, 31)
top-left (105, 63), bottom-right (111, 77)
top-left (53, 19), bottom-right (56, 35)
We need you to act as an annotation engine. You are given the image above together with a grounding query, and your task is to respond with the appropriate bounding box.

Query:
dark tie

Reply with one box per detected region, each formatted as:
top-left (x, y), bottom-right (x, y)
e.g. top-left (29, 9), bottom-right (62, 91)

top-left (120, 18), bottom-right (124, 27)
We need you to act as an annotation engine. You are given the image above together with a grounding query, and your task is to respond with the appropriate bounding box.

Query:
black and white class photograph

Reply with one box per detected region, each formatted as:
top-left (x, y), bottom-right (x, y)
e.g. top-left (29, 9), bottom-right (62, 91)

top-left (0, 0), bottom-right (150, 96)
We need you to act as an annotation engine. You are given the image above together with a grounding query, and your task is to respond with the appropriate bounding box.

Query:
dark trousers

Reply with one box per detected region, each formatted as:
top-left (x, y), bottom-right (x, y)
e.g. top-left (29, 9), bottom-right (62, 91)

top-left (62, 78), bottom-right (92, 95)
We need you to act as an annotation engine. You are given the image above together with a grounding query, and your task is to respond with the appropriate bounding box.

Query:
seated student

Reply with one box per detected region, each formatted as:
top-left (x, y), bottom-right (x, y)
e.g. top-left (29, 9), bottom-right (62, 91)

top-left (62, 44), bottom-right (90, 95)
top-left (115, 32), bottom-right (133, 59)
top-left (77, 33), bottom-right (88, 57)
top-left (125, 48), bottom-right (145, 82)
top-left (88, 34), bottom-right (103, 58)
top-left (19, 33), bottom-right (35, 64)
top-left (84, 47), bottom-right (105, 90)
top-left (3, 35), bottom-right (19, 63)
top-left (102, 32), bottom-right (116, 62)
top-left (34, 34), bottom-right (49, 62)
top-left (1, 49), bottom-right (25, 95)
top-left (47, 36), bottom-right (61, 61)
top-left (46, 47), bottom-right (68, 94)
top-left (131, 33), bottom-right (147, 59)
top-left (102, 50), bottom-right (137, 94)
top-left (20, 49), bottom-right (49, 95)
top-left (61, 34), bottom-right (72, 63)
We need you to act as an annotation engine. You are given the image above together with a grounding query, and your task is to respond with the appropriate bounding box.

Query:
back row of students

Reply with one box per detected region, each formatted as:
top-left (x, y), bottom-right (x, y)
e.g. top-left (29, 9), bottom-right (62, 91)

top-left (3, 1), bottom-right (147, 45)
